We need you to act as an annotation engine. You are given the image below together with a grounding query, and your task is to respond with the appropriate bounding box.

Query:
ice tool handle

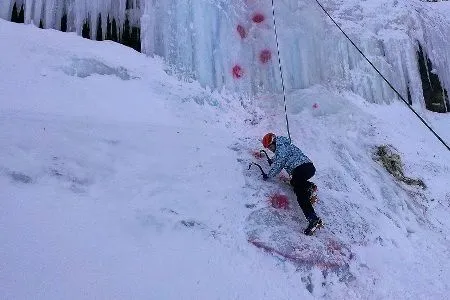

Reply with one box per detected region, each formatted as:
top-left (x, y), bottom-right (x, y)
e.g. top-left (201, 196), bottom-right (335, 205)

top-left (259, 150), bottom-right (273, 166)
top-left (248, 162), bottom-right (268, 179)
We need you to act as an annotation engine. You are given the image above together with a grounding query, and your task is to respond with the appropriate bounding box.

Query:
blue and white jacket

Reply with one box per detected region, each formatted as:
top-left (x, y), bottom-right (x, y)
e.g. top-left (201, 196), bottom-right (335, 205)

top-left (267, 136), bottom-right (312, 178)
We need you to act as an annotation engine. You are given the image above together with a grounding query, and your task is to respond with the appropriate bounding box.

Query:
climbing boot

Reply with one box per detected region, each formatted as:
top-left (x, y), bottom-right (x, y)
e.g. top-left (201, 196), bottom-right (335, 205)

top-left (304, 218), bottom-right (324, 236)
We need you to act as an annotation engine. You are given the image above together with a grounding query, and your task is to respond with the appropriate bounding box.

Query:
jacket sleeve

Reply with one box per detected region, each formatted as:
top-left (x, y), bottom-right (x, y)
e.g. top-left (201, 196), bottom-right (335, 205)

top-left (267, 154), bottom-right (286, 178)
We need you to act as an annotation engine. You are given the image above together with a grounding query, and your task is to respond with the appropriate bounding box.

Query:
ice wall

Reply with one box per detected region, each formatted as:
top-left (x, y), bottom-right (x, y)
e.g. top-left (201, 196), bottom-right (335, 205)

top-left (418, 5), bottom-right (450, 98)
top-left (139, 0), bottom-right (449, 106)
top-left (141, 0), bottom-right (253, 93)
top-left (321, 0), bottom-right (450, 109)
top-left (1, 0), bottom-right (449, 108)
top-left (0, 0), bottom-right (140, 38)
top-left (139, 0), bottom-right (352, 95)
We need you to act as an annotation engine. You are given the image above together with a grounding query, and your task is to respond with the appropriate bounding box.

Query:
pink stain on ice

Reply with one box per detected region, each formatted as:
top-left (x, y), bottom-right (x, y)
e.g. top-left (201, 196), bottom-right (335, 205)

top-left (252, 13), bottom-right (265, 23)
top-left (251, 150), bottom-right (262, 159)
top-left (269, 193), bottom-right (289, 209)
top-left (232, 65), bottom-right (244, 79)
top-left (259, 49), bottom-right (272, 64)
top-left (237, 24), bottom-right (247, 39)
top-left (248, 238), bottom-right (352, 270)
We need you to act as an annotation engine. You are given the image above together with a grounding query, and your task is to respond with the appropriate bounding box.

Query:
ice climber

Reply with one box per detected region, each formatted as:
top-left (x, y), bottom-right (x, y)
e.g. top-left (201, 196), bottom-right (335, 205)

top-left (261, 132), bottom-right (323, 235)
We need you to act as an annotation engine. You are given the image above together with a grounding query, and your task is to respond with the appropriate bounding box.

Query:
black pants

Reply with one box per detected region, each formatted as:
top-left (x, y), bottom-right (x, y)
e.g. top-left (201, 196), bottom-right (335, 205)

top-left (290, 163), bottom-right (317, 221)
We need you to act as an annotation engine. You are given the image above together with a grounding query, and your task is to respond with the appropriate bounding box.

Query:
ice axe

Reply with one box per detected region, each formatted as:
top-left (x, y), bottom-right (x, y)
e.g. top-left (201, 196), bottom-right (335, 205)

top-left (248, 162), bottom-right (268, 179)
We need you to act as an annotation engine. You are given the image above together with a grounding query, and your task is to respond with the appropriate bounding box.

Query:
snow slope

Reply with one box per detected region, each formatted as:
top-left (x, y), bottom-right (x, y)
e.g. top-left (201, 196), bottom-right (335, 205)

top-left (1, 19), bottom-right (450, 299)
top-left (0, 20), bottom-right (313, 299)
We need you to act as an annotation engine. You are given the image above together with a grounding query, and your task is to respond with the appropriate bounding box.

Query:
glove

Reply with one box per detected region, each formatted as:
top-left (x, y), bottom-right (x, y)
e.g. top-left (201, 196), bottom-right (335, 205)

top-left (262, 173), bottom-right (269, 180)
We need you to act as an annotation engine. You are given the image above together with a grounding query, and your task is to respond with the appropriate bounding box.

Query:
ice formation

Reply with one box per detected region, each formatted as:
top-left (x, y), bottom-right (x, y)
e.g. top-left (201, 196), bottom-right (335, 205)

top-left (1, 0), bottom-right (449, 109)
top-left (0, 0), bottom-right (141, 38)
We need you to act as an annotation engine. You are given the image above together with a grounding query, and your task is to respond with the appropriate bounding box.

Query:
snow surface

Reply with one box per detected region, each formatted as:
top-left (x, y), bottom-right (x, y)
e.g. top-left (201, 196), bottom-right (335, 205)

top-left (1, 18), bottom-right (450, 299)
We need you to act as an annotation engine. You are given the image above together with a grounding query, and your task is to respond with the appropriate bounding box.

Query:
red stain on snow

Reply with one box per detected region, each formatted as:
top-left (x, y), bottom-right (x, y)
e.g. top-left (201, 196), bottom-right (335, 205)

top-left (251, 150), bottom-right (262, 159)
top-left (248, 238), bottom-right (352, 270)
top-left (237, 24), bottom-right (247, 39)
top-left (259, 49), bottom-right (272, 64)
top-left (269, 193), bottom-right (289, 209)
top-left (312, 103), bottom-right (319, 109)
top-left (252, 13), bottom-right (265, 23)
top-left (232, 65), bottom-right (244, 79)
top-left (248, 239), bottom-right (346, 270)
top-left (326, 240), bottom-right (344, 254)
top-left (249, 238), bottom-right (299, 261)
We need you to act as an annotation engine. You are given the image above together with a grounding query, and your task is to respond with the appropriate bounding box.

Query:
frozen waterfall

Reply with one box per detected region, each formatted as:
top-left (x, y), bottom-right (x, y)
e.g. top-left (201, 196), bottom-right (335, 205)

top-left (1, 0), bottom-right (449, 109)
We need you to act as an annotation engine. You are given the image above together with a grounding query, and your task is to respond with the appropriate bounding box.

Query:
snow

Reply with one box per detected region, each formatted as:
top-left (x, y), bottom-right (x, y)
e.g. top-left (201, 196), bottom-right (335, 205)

top-left (1, 8), bottom-right (450, 300)
top-left (0, 19), bottom-right (313, 299)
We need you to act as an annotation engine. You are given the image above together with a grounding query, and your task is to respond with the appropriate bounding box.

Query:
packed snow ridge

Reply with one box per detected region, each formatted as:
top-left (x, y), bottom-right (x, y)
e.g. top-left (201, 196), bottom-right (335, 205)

top-left (1, 0), bottom-right (450, 111)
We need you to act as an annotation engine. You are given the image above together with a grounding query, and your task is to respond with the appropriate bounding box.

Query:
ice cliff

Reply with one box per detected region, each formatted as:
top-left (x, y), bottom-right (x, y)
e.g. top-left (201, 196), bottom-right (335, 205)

top-left (1, 0), bottom-right (449, 111)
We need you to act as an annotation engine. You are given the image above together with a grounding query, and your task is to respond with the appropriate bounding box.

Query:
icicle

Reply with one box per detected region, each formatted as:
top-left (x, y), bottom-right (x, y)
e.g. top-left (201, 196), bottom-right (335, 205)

top-left (0, 2), bottom-right (12, 21)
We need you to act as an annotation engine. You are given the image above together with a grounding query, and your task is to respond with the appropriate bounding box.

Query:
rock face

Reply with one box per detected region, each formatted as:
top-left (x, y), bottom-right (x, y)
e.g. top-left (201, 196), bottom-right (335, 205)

top-left (417, 44), bottom-right (449, 113)
top-left (373, 145), bottom-right (426, 189)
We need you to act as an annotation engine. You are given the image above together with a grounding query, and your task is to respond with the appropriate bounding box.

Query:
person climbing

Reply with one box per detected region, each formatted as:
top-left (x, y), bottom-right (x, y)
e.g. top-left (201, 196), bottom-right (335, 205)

top-left (261, 132), bottom-right (323, 236)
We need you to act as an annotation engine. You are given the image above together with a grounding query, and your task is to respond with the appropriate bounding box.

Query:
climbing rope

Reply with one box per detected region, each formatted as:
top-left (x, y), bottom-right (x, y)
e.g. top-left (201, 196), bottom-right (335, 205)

top-left (270, 0), bottom-right (292, 142)
top-left (312, 0), bottom-right (449, 151)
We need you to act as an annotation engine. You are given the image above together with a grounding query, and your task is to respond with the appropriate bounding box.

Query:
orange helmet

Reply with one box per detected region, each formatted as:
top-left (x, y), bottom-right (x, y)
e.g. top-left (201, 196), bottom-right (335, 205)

top-left (262, 133), bottom-right (276, 148)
